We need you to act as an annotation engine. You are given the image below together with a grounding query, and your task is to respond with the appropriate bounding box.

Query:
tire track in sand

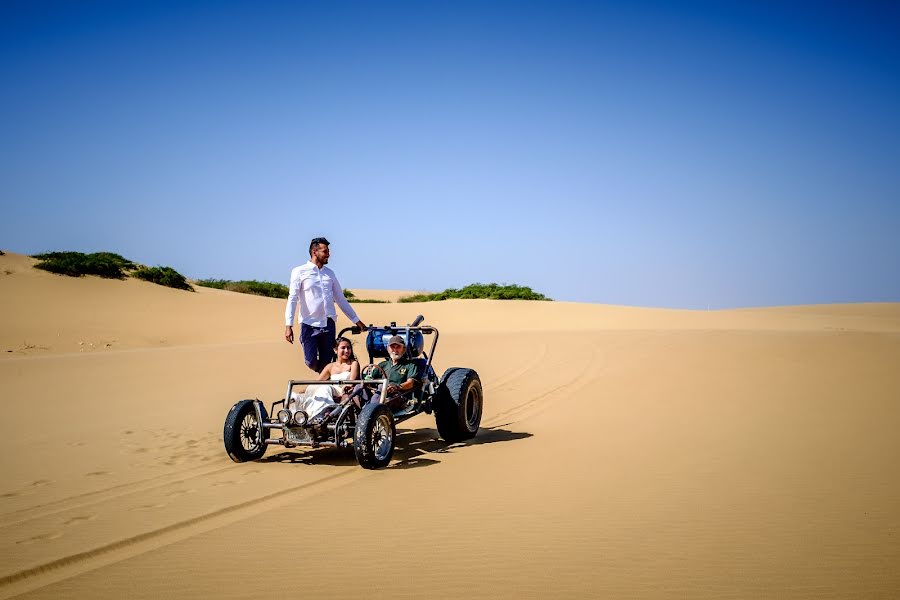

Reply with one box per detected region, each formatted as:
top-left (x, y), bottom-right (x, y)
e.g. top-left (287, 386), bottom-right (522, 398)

top-left (482, 347), bottom-right (598, 428)
top-left (0, 468), bottom-right (363, 597)
top-left (482, 334), bottom-right (654, 428)
top-left (479, 342), bottom-right (549, 393)
top-left (0, 463), bottom-right (236, 529)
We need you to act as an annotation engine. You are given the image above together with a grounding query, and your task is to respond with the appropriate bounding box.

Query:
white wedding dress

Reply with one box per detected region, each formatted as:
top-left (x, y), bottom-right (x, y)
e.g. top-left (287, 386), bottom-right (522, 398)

top-left (290, 370), bottom-right (352, 420)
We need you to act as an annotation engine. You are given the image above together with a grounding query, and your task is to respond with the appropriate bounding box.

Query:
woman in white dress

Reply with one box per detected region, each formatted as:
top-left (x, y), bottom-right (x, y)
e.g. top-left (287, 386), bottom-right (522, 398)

top-left (291, 337), bottom-right (360, 421)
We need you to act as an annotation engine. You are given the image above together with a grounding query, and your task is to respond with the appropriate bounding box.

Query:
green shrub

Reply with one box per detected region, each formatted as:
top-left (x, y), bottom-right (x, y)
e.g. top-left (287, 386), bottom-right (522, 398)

top-left (133, 266), bottom-right (194, 291)
top-left (193, 279), bottom-right (228, 290)
top-left (32, 251), bottom-right (135, 279)
top-left (343, 289), bottom-right (356, 299)
top-left (399, 283), bottom-right (551, 302)
top-left (87, 252), bottom-right (135, 269)
top-left (227, 280), bottom-right (288, 298)
top-left (195, 279), bottom-right (289, 298)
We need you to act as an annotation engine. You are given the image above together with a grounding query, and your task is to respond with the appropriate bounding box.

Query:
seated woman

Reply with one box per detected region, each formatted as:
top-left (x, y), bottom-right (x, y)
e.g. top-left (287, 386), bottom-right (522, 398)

top-left (290, 336), bottom-right (359, 422)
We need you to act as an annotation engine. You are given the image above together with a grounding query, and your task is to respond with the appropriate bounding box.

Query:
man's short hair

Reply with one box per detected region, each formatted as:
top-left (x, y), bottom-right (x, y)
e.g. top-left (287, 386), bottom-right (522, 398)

top-left (309, 237), bottom-right (330, 256)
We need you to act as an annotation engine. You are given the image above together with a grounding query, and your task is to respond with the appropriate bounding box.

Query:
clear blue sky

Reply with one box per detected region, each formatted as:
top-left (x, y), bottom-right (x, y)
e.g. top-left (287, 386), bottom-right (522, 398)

top-left (2, 0), bottom-right (898, 308)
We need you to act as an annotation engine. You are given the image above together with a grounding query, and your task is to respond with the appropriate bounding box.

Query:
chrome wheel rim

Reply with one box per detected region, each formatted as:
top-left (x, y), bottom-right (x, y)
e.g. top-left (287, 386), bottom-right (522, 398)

top-left (372, 414), bottom-right (393, 461)
top-left (465, 386), bottom-right (481, 430)
top-left (240, 412), bottom-right (261, 452)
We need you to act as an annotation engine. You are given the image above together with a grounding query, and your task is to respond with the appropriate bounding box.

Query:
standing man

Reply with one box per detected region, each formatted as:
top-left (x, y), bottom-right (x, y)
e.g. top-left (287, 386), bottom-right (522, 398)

top-left (284, 237), bottom-right (366, 372)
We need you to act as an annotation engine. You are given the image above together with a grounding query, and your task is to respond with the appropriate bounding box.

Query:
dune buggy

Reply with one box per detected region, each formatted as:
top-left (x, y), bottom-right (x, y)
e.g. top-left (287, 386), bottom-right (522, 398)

top-left (223, 315), bottom-right (483, 469)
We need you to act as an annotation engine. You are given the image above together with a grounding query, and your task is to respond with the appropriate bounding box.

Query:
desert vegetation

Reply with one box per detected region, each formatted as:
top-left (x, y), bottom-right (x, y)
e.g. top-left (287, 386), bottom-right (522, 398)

top-left (399, 283), bottom-right (551, 302)
top-left (133, 266), bottom-right (193, 291)
top-left (32, 251), bottom-right (191, 291)
top-left (195, 279), bottom-right (288, 298)
top-left (33, 251), bottom-right (136, 279)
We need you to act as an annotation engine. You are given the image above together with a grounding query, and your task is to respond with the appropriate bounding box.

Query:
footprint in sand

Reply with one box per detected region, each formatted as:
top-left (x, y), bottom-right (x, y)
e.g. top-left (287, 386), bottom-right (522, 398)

top-left (1, 491), bottom-right (21, 499)
top-left (165, 489), bottom-right (196, 497)
top-left (16, 532), bottom-right (63, 545)
top-left (85, 471), bottom-right (111, 477)
top-left (63, 514), bottom-right (96, 526)
top-left (31, 479), bottom-right (52, 487)
top-left (67, 441), bottom-right (87, 447)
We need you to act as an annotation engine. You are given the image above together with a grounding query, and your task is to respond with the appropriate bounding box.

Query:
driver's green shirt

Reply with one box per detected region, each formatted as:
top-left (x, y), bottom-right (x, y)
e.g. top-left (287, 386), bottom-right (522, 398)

top-left (376, 357), bottom-right (420, 386)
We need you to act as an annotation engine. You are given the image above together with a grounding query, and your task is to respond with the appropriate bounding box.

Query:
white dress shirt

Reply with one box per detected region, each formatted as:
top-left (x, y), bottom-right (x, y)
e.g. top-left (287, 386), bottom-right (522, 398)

top-left (284, 261), bottom-right (360, 328)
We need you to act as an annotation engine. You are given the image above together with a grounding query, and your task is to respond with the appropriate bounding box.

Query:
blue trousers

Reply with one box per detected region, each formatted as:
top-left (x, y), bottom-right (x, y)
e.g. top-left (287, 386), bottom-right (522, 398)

top-left (300, 318), bottom-right (336, 372)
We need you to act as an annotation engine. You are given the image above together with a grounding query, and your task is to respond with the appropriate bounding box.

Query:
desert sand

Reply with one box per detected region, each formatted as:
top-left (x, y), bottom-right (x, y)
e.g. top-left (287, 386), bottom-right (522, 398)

top-left (1, 251), bottom-right (899, 599)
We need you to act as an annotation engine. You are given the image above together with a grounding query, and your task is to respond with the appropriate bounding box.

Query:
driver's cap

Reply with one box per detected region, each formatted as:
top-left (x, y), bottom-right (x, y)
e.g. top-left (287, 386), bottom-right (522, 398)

top-left (387, 335), bottom-right (405, 346)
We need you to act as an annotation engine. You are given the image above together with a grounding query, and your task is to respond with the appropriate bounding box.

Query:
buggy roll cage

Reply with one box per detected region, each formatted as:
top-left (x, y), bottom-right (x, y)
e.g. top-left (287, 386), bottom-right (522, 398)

top-left (265, 315), bottom-right (440, 420)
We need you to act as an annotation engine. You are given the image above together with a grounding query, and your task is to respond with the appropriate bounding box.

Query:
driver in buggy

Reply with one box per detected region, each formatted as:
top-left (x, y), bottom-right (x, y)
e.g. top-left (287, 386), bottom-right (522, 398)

top-left (349, 335), bottom-right (420, 411)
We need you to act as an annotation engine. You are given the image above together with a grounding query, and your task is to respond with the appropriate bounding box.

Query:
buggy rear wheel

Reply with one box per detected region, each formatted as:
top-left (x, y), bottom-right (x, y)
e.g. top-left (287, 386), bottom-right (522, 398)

top-left (435, 368), bottom-right (482, 443)
top-left (224, 399), bottom-right (268, 462)
top-left (354, 402), bottom-right (395, 469)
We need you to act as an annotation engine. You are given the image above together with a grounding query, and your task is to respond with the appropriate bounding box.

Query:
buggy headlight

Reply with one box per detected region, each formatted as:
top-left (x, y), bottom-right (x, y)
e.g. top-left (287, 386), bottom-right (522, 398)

top-left (293, 411), bottom-right (309, 426)
top-left (277, 409), bottom-right (291, 424)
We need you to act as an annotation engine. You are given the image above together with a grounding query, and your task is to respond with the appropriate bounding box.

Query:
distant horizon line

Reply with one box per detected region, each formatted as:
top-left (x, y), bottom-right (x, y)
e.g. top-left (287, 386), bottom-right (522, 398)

top-left (3, 248), bottom-right (898, 311)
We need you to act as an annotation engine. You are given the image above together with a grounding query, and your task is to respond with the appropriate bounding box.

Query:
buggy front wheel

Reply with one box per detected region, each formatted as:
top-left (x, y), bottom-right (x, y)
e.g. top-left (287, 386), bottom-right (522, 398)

top-left (354, 402), bottom-right (396, 469)
top-left (224, 399), bottom-right (268, 462)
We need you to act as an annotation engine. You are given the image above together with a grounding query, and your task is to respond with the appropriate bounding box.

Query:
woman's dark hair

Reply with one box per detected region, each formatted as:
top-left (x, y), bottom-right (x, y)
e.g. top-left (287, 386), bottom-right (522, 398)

top-left (334, 336), bottom-right (355, 361)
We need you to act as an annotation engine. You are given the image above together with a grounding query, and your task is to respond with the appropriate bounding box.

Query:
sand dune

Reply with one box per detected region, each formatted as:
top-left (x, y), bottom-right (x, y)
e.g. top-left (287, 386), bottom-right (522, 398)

top-left (1, 251), bottom-right (899, 598)
top-left (347, 288), bottom-right (426, 303)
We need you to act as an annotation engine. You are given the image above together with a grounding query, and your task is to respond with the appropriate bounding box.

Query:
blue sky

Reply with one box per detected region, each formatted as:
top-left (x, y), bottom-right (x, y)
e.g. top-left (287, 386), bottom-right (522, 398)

top-left (2, 0), bottom-right (898, 308)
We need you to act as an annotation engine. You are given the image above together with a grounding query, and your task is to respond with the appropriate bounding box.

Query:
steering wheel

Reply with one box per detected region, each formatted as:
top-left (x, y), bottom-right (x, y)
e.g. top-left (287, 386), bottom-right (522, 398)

top-left (361, 364), bottom-right (387, 391)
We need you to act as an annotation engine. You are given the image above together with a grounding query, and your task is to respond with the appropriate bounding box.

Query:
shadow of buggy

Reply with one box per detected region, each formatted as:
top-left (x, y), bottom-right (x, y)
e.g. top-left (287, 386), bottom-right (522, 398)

top-left (259, 426), bottom-right (533, 469)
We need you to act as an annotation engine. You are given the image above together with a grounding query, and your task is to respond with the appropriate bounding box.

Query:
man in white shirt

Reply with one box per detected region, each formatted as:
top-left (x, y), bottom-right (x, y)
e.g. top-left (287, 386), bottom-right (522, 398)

top-left (284, 237), bottom-right (366, 372)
